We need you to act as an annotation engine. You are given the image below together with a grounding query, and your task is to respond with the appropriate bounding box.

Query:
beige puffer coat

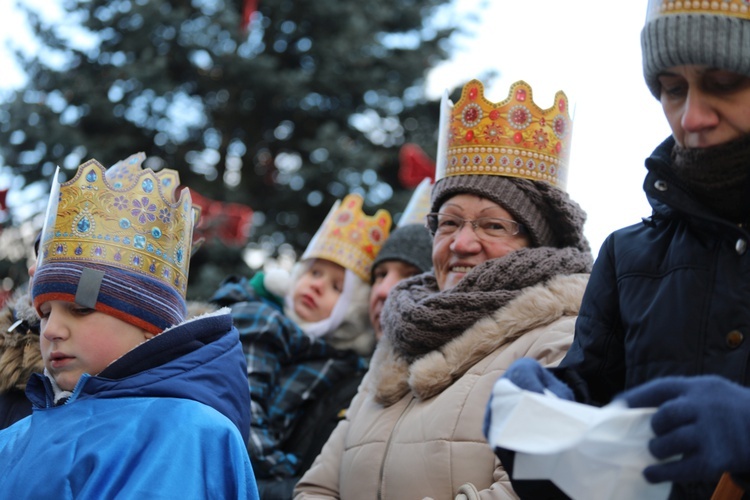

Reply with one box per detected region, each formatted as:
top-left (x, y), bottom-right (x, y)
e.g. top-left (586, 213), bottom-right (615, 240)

top-left (294, 273), bottom-right (589, 500)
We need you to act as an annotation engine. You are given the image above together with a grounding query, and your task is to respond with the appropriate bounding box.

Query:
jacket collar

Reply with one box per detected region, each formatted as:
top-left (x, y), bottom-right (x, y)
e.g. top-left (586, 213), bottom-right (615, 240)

top-left (368, 273), bottom-right (589, 406)
top-left (25, 308), bottom-right (251, 443)
top-left (643, 136), bottom-right (750, 237)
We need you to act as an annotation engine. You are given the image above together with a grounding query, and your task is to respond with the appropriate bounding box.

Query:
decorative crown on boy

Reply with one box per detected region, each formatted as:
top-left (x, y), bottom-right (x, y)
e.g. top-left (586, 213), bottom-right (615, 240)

top-left (32, 153), bottom-right (199, 334)
top-left (301, 194), bottom-right (392, 282)
top-left (436, 79), bottom-right (572, 190)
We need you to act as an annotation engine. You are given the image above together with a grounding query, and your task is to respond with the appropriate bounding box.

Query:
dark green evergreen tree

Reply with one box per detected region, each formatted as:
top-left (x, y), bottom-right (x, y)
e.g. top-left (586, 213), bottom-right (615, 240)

top-left (0, 0), bottom-right (477, 298)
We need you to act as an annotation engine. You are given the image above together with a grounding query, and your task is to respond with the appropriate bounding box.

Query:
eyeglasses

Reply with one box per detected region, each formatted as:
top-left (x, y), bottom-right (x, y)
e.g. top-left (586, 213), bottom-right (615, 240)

top-left (425, 212), bottom-right (525, 240)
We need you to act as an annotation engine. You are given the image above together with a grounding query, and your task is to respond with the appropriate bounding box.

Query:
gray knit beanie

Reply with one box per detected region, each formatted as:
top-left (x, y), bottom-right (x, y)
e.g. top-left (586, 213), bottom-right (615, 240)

top-left (370, 224), bottom-right (433, 283)
top-left (431, 174), bottom-right (589, 253)
top-left (642, 1), bottom-right (750, 98)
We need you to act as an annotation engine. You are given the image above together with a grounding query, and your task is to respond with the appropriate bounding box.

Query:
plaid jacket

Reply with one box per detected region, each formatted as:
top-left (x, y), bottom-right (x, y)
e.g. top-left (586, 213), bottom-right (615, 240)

top-left (211, 276), bottom-right (367, 479)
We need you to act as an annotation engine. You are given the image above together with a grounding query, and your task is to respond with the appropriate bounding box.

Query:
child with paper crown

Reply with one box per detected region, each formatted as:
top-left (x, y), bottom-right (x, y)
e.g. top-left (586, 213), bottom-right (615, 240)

top-left (209, 192), bottom-right (391, 499)
top-left (0, 154), bottom-right (259, 499)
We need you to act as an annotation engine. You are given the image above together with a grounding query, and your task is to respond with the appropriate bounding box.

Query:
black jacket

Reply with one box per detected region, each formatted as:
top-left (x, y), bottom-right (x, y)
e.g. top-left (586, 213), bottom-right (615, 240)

top-left (506, 137), bottom-right (750, 500)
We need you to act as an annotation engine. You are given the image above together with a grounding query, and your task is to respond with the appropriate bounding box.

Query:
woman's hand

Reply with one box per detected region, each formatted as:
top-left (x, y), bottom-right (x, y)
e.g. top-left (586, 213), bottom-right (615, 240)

top-left (621, 375), bottom-right (750, 483)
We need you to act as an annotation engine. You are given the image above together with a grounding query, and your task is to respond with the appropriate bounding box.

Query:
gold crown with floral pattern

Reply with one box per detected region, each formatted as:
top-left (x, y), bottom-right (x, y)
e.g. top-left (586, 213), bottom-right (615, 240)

top-left (646, 0), bottom-right (750, 21)
top-left (37, 153), bottom-right (198, 299)
top-left (301, 194), bottom-right (392, 282)
top-left (436, 79), bottom-right (572, 190)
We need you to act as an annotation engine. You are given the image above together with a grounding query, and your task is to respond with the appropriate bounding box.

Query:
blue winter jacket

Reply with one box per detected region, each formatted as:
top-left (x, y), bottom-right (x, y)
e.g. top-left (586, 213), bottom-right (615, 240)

top-left (0, 309), bottom-right (259, 499)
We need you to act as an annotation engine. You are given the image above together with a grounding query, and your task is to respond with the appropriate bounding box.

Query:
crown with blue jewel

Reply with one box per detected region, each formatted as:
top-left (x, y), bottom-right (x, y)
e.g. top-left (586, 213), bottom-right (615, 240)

top-left (37, 153), bottom-right (198, 299)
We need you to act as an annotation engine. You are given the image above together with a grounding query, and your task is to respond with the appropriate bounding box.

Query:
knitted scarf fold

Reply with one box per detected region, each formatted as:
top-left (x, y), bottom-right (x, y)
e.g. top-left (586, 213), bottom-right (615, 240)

top-left (382, 246), bottom-right (592, 362)
top-left (671, 134), bottom-right (750, 224)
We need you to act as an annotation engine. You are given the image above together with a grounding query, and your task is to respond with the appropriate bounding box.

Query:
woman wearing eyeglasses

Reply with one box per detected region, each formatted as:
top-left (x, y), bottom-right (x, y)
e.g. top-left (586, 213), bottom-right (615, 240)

top-left (294, 80), bottom-right (592, 500)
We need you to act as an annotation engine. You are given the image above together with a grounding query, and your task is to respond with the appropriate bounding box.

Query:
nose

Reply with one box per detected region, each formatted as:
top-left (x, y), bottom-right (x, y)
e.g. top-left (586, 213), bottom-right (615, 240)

top-left (681, 89), bottom-right (719, 133)
top-left (371, 280), bottom-right (389, 303)
top-left (309, 275), bottom-right (324, 295)
top-left (372, 272), bottom-right (400, 302)
top-left (450, 222), bottom-right (482, 255)
top-left (42, 307), bottom-right (69, 342)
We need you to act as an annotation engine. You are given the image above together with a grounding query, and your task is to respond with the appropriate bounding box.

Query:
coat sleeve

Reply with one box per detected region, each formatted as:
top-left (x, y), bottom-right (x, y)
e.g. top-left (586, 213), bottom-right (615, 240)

top-left (231, 300), bottom-right (326, 478)
top-left (293, 369), bottom-right (375, 498)
top-left (554, 235), bottom-right (626, 406)
top-left (293, 417), bottom-right (349, 498)
top-left (481, 318), bottom-right (576, 500)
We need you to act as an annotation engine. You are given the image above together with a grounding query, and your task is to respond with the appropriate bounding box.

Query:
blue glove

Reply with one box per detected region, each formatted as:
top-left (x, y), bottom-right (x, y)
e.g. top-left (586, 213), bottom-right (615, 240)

top-left (621, 375), bottom-right (750, 484)
top-left (502, 358), bottom-right (574, 400)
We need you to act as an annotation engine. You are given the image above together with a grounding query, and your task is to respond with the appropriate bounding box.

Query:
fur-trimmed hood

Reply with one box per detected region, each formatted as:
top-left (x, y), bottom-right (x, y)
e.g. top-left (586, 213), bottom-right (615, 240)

top-left (0, 288), bottom-right (42, 393)
top-left (368, 273), bottom-right (589, 405)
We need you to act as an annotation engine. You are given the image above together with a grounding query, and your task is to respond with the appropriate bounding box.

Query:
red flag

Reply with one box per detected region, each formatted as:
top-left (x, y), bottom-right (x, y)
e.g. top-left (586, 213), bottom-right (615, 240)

top-left (189, 189), bottom-right (254, 247)
top-left (241, 0), bottom-right (259, 33)
top-left (398, 143), bottom-right (435, 189)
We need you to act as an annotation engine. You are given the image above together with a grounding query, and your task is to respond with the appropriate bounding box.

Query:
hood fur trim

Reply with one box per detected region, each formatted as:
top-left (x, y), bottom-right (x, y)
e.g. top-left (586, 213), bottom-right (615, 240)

top-left (0, 288), bottom-right (43, 392)
top-left (370, 273), bottom-right (589, 405)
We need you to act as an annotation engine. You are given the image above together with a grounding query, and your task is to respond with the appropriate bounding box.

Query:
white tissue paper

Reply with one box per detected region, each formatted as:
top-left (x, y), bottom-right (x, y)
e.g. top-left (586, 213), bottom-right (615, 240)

top-left (487, 378), bottom-right (671, 500)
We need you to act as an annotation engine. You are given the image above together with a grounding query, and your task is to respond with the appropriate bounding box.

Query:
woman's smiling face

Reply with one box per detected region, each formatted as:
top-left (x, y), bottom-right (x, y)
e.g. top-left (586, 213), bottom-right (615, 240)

top-left (431, 193), bottom-right (530, 291)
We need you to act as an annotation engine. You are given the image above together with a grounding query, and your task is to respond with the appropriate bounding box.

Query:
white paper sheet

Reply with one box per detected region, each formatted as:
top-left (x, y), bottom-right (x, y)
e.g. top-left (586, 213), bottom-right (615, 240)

top-left (487, 378), bottom-right (671, 500)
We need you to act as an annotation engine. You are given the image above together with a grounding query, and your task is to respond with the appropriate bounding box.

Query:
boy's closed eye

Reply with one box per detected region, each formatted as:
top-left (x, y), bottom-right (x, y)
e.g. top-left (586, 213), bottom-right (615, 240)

top-left (39, 303), bottom-right (96, 319)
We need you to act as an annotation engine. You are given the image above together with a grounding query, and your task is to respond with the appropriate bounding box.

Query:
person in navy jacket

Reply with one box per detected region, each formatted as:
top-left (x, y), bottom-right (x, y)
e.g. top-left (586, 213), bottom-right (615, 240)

top-left (491, 1), bottom-right (750, 498)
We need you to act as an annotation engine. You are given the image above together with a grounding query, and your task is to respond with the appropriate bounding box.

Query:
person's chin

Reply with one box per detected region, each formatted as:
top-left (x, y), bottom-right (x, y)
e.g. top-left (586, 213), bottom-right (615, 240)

top-left (442, 273), bottom-right (465, 290)
top-left (54, 372), bottom-right (80, 392)
top-left (293, 303), bottom-right (315, 322)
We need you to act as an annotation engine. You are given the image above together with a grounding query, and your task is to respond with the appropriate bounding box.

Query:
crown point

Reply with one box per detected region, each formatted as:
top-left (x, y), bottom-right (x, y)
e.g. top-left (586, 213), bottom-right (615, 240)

top-left (301, 193), bottom-right (392, 282)
top-left (437, 79), bottom-right (572, 190)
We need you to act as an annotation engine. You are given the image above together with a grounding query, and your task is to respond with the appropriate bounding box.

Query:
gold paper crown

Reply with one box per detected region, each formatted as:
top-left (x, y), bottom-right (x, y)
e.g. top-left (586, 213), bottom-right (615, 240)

top-left (646, 0), bottom-right (750, 21)
top-left (436, 80), bottom-right (572, 190)
top-left (301, 194), bottom-right (392, 282)
top-left (398, 178), bottom-right (432, 227)
top-left (37, 153), bottom-right (197, 298)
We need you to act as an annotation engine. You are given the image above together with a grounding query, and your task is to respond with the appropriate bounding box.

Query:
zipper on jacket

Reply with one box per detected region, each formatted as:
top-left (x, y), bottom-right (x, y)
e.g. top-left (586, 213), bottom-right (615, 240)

top-left (377, 396), bottom-right (416, 500)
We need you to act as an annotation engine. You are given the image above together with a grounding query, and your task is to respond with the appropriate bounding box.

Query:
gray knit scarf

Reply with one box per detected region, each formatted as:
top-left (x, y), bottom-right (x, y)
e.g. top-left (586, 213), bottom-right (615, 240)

top-left (381, 246), bottom-right (592, 362)
top-left (671, 134), bottom-right (750, 223)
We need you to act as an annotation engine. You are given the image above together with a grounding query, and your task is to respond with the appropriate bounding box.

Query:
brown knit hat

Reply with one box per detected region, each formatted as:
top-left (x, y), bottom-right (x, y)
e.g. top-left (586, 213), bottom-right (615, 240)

top-left (431, 174), bottom-right (590, 253)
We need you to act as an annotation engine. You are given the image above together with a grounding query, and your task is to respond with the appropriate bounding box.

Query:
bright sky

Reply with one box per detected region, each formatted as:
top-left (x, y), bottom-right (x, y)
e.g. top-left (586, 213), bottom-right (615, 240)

top-left (0, 0), bottom-right (671, 255)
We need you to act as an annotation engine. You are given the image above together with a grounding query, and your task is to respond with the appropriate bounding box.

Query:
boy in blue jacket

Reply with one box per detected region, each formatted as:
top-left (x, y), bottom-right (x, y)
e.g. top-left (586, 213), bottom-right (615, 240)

top-left (0, 154), bottom-right (259, 499)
